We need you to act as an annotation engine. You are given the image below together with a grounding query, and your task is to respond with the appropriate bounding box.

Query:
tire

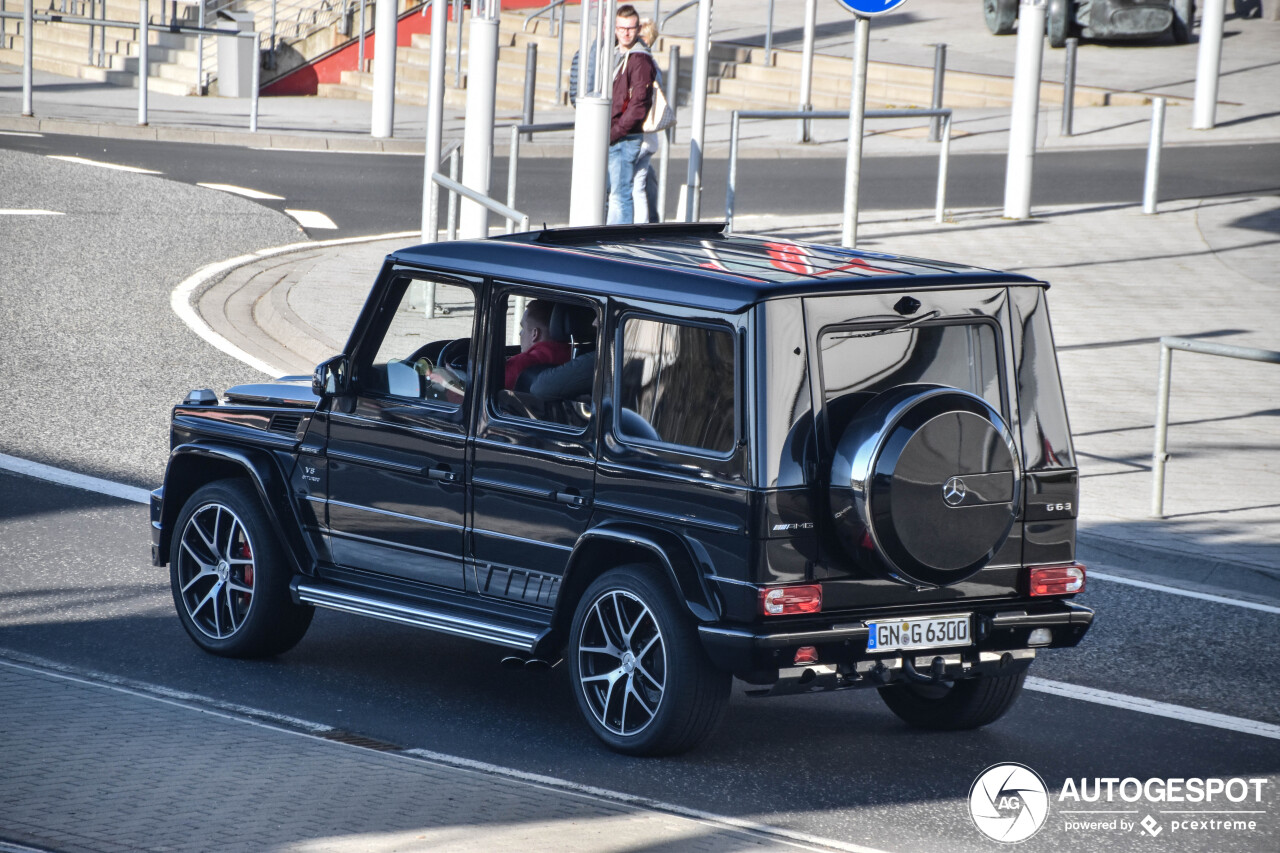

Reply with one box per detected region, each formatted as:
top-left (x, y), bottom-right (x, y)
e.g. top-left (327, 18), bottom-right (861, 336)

top-left (984, 0), bottom-right (1018, 35)
top-left (828, 385), bottom-right (1022, 589)
top-left (170, 480), bottom-right (313, 658)
top-left (1047, 0), bottom-right (1072, 48)
top-left (1171, 0), bottom-right (1195, 43)
top-left (568, 565), bottom-right (730, 756)
top-left (878, 671), bottom-right (1027, 730)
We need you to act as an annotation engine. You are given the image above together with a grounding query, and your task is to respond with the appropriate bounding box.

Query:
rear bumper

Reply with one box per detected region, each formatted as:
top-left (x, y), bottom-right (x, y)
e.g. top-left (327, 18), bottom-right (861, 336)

top-left (698, 599), bottom-right (1093, 691)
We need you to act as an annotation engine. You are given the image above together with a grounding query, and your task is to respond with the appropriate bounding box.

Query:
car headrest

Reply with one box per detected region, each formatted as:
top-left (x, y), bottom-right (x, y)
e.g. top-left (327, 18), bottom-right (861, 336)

top-left (549, 303), bottom-right (595, 346)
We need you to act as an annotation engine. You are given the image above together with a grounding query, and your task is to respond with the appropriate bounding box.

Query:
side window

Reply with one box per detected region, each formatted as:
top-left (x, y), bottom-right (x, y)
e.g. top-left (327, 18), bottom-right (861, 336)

top-left (617, 317), bottom-right (737, 454)
top-left (365, 277), bottom-right (476, 404)
top-left (489, 289), bottom-right (599, 427)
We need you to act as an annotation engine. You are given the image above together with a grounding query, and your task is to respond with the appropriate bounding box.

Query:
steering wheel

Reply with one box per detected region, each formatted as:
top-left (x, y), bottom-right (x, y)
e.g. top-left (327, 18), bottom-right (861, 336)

top-left (438, 337), bottom-right (469, 373)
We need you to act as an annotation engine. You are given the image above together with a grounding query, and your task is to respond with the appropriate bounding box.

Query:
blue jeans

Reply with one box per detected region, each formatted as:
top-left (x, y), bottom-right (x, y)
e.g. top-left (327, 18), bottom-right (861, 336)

top-left (607, 135), bottom-right (642, 225)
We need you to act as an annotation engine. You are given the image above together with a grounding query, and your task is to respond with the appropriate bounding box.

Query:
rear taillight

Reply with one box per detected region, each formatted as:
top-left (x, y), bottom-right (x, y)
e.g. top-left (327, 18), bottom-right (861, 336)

top-left (1029, 564), bottom-right (1086, 596)
top-left (760, 584), bottom-right (823, 616)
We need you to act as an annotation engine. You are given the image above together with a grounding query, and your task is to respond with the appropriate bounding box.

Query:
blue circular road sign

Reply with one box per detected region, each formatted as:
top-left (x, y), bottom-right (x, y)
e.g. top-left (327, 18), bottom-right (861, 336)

top-left (834, 0), bottom-right (909, 16)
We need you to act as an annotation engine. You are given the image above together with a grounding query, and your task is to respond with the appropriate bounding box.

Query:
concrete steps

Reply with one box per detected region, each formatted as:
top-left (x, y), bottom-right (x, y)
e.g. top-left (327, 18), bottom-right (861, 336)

top-left (4, 0), bottom-right (203, 96)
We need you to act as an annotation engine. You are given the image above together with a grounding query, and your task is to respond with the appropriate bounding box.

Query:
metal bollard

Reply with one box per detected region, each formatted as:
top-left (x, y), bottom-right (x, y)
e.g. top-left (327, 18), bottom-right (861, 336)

top-left (1151, 342), bottom-right (1173, 517)
top-left (1061, 37), bottom-right (1077, 137)
top-left (657, 44), bottom-right (679, 222)
top-left (522, 42), bottom-right (537, 142)
top-left (446, 147), bottom-right (460, 241)
top-left (929, 43), bottom-right (946, 143)
top-left (250, 32), bottom-right (260, 132)
top-left (22, 0), bottom-right (33, 116)
top-left (138, 0), bottom-right (149, 126)
top-left (453, 0), bottom-right (463, 88)
top-left (507, 124), bottom-right (520, 233)
top-left (1143, 97), bottom-right (1166, 214)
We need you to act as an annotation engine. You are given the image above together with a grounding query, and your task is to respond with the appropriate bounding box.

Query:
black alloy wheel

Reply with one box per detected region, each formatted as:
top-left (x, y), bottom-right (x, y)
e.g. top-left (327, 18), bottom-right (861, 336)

top-left (569, 565), bottom-right (730, 756)
top-left (170, 480), bottom-right (313, 658)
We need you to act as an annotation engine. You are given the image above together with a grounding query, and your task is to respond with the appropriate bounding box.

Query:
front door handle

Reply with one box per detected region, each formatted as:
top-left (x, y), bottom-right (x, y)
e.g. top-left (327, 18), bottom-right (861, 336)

top-left (425, 465), bottom-right (459, 483)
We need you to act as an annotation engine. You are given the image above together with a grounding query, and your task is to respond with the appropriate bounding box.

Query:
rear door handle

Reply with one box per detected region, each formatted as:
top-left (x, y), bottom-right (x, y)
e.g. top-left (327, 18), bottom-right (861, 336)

top-left (554, 490), bottom-right (591, 508)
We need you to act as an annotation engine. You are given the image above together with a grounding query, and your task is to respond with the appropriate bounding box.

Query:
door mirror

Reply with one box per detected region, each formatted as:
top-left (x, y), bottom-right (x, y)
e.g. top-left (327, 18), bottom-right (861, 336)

top-left (312, 355), bottom-right (350, 397)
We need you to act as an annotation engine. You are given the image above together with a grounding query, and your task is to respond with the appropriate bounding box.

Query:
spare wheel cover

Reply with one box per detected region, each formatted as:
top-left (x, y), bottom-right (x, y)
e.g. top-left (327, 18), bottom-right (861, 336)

top-left (829, 385), bottom-right (1021, 587)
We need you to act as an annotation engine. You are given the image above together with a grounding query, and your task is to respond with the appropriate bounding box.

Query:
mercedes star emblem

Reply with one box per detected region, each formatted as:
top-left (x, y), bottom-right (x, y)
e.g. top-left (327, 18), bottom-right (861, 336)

top-left (943, 476), bottom-right (967, 506)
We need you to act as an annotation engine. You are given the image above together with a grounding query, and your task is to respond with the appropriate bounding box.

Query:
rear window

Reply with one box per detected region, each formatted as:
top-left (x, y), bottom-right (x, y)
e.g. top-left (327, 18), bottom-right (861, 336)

top-left (617, 317), bottom-right (737, 454)
top-left (819, 321), bottom-right (1003, 412)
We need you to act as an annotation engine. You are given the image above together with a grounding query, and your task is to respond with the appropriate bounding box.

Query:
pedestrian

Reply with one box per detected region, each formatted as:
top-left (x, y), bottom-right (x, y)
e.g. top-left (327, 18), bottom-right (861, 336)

top-left (632, 17), bottom-right (662, 224)
top-left (607, 4), bottom-right (656, 225)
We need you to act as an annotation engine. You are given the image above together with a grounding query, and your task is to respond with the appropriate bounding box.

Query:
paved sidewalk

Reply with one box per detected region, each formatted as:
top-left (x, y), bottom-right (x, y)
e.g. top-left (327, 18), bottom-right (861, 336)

top-left (195, 194), bottom-right (1280, 603)
top-left (0, 659), bottom-right (826, 853)
top-left (2, 1), bottom-right (1278, 156)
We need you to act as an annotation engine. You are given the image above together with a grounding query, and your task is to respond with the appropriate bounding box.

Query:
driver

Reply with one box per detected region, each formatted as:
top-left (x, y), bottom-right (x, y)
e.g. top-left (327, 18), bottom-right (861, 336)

top-left (504, 300), bottom-right (571, 390)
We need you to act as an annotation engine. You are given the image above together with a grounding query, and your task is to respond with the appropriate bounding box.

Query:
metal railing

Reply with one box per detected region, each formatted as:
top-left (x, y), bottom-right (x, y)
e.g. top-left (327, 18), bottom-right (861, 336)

top-left (725, 107), bottom-right (953, 233)
top-left (658, 0), bottom-right (698, 33)
top-left (503, 119), bottom-right (573, 230)
top-left (521, 0), bottom-right (567, 102)
top-left (3, 5), bottom-right (261, 129)
top-left (1151, 336), bottom-right (1280, 518)
top-left (521, 0), bottom-right (566, 32)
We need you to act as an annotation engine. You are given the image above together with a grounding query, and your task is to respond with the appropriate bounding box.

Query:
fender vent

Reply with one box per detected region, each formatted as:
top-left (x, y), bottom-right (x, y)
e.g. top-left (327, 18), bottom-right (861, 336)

top-left (270, 414), bottom-right (303, 435)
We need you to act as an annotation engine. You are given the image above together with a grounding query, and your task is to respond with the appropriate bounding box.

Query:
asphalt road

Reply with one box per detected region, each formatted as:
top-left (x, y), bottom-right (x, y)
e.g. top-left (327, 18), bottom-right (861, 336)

top-left (0, 475), bottom-right (1277, 853)
top-left (2, 133), bottom-right (1279, 239)
top-left (1, 141), bottom-right (1278, 852)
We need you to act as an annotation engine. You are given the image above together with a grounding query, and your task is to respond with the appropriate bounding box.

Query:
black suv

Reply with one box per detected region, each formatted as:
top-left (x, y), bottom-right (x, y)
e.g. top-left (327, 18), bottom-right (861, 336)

top-left (152, 223), bottom-right (1093, 755)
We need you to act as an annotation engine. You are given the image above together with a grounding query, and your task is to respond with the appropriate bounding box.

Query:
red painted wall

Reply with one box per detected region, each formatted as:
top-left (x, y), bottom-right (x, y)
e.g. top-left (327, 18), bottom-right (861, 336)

top-left (263, 0), bottom-right (566, 97)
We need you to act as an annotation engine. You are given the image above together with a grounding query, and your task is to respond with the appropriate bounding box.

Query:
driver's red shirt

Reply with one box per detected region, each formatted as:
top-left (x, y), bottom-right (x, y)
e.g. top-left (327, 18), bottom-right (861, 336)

top-left (505, 340), bottom-right (572, 390)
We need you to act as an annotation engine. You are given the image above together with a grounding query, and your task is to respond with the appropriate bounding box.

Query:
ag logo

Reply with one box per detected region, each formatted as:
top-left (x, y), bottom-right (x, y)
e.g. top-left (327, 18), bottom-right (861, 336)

top-left (969, 763), bottom-right (1050, 843)
top-left (943, 476), bottom-right (967, 506)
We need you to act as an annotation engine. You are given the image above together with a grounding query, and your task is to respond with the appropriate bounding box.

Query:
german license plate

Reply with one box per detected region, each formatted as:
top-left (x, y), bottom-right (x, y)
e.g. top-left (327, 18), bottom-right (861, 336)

top-left (866, 614), bottom-right (971, 652)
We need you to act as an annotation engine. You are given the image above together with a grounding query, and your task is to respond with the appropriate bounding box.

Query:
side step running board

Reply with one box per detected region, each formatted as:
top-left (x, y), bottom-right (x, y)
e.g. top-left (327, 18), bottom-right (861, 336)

top-left (293, 580), bottom-right (540, 653)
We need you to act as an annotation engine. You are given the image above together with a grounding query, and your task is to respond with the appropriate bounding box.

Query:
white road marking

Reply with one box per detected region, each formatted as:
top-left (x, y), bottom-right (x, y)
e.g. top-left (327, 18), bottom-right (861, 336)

top-left (0, 653), bottom-right (869, 853)
top-left (0, 130), bottom-right (42, 137)
top-left (169, 229), bottom-right (417, 379)
top-left (285, 208), bottom-right (338, 230)
top-left (47, 155), bottom-right (161, 174)
top-left (1026, 678), bottom-right (1280, 740)
top-left (0, 453), bottom-right (149, 504)
top-left (1090, 570), bottom-right (1280, 615)
top-left (0, 208), bottom-right (64, 215)
top-left (196, 182), bottom-right (285, 201)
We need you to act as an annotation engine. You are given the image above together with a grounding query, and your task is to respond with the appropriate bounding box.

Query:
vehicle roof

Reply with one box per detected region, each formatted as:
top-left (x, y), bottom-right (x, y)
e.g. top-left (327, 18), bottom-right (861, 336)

top-left (388, 223), bottom-right (1043, 313)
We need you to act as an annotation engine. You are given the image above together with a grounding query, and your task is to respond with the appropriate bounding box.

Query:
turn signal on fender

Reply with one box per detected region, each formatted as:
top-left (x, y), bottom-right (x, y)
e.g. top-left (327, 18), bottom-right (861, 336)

top-left (1029, 564), bottom-right (1086, 596)
top-left (760, 584), bottom-right (823, 615)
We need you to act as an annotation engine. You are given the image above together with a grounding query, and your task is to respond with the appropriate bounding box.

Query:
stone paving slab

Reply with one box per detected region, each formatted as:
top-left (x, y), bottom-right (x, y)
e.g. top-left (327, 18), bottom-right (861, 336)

top-left (0, 661), bottom-right (827, 853)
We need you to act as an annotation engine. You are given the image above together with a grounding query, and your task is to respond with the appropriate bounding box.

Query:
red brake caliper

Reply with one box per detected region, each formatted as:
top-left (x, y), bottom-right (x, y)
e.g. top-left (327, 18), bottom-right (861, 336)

top-left (237, 538), bottom-right (254, 608)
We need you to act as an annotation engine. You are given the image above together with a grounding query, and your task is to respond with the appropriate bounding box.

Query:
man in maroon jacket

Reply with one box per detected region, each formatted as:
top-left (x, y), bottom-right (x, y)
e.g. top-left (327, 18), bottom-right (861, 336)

top-left (607, 4), bottom-right (656, 224)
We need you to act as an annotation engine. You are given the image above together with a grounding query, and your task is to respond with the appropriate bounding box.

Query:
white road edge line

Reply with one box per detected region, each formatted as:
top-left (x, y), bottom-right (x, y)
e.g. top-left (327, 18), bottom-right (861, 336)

top-left (1090, 570), bottom-right (1280, 615)
top-left (1025, 677), bottom-right (1280, 740)
top-left (170, 230), bottom-right (418, 379)
top-left (196, 182), bottom-right (285, 201)
top-left (0, 208), bottom-right (64, 215)
top-left (0, 453), bottom-right (149, 503)
top-left (47, 154), bottom-right (161, 174)
top-left (285, 208), bottom-right (338, 230)
top-left (0, 654), bottom-right (875, 853)
top-left (0, 130), bottom-right (43, 137)
top-left (401, 746), bottom-right (888, 853)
